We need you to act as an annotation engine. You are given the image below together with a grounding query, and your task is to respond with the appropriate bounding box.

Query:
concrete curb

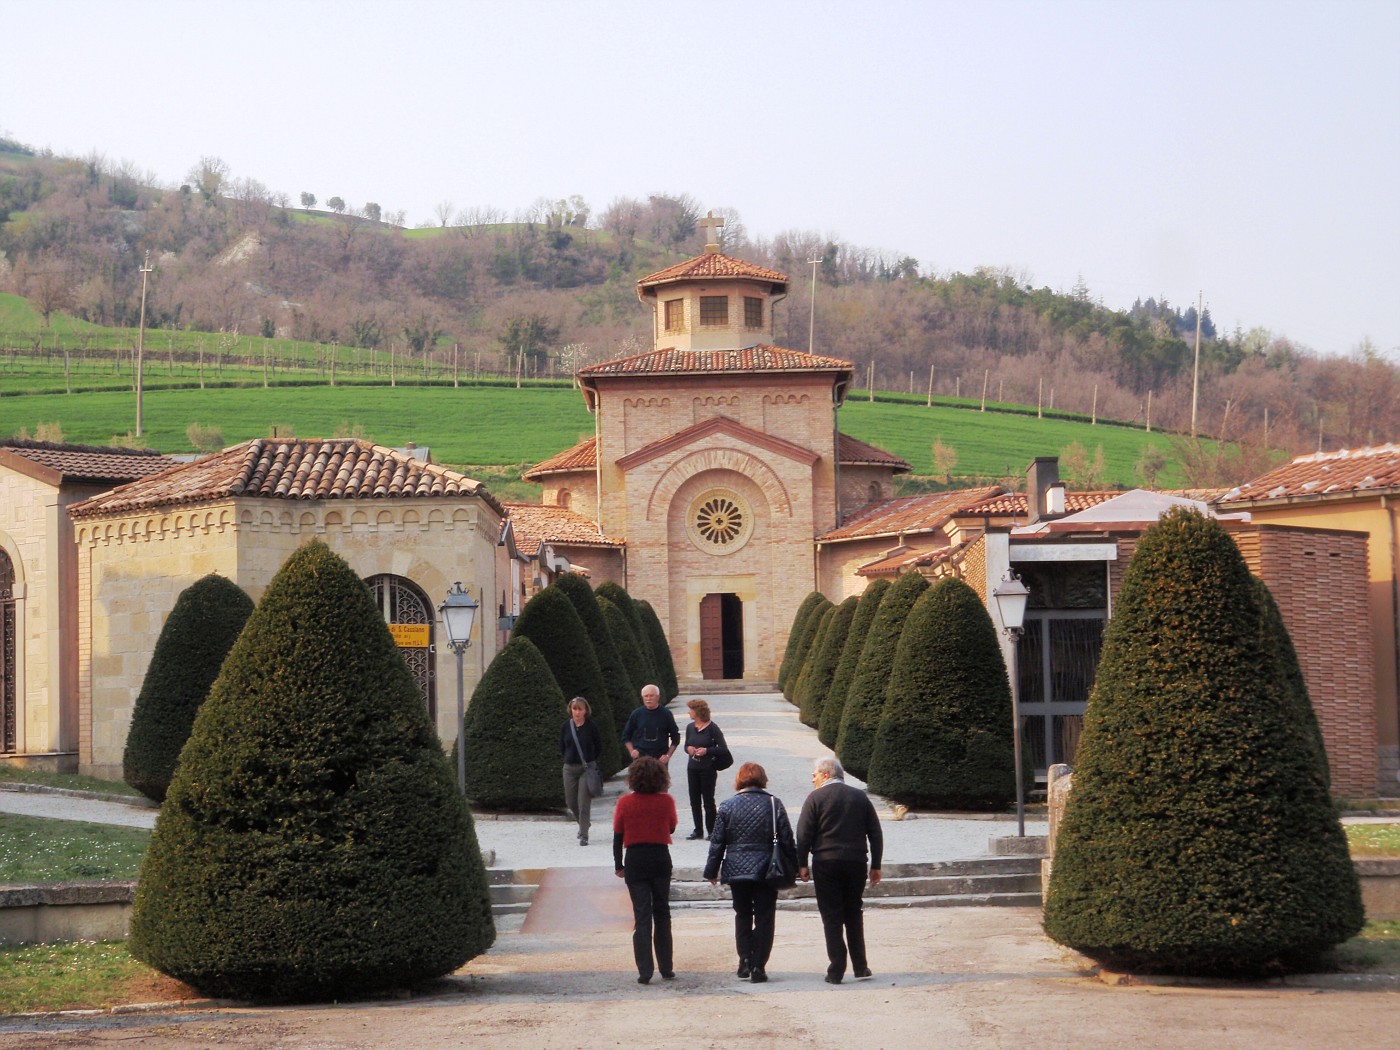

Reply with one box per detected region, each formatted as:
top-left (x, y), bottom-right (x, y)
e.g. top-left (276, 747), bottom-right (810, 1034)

top-left (1071, 952), bottom-right (1400, 991)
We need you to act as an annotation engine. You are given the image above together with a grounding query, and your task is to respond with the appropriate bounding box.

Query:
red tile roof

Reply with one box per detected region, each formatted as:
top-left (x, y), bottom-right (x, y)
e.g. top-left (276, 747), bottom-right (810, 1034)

top-left (502, 503), bottom-right (624, 556)
top-left (838, 433), bottom-right (910, 473)
top-left (69, 439), bottom-right (503, 519)
top-left (577, 344), bottom-right (853, 379)
top-left (523, 437), bottom-right (597, 480)
top-left (959, 491), bottom-right (1121, 516)
top-left (0, 441), bottom-right (173, 486)
top-left (1217, 444), bottom-right (1400, 503)
top-left (818, 487), bottom-right (1008, 542)
top-left (637, 252), bottom-right (788, 289)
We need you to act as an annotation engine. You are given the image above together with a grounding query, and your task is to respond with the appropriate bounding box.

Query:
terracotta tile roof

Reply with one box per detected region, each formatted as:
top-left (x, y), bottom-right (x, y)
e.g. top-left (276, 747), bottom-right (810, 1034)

top-left (637, 252), bottom-right (788, 289)
top-left (0, 440), bottom-right (173, 486)
top-left (69, 439), bottom-right (502, 519)
top-left (959, 491), bottom-right (1120, 516)
top-left (578, 344), bottom-right (853, 378)
top-left (818, 486), bottom-right (1008, 542)
top-left (1217, 444), bottom-right (1400, 503)
top-left (855, 546), bottom-right (934, 576)
top-left (838, 433), bottom-right (910, 473)
top-left (523, 437), bottom-right (597, 480)
top-left (502, 503), bottom-right (624, 556)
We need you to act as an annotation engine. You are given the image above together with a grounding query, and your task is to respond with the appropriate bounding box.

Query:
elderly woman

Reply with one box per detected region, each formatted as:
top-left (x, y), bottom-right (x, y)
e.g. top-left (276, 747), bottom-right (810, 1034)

top-left (559, 697), bottom-right (603, 846)
top-left (683, 697), bottom-right (728, 840)
top-left (613, 755), bottom-right (678, 984)
top-left (703, 761), bottom-right (796, 984)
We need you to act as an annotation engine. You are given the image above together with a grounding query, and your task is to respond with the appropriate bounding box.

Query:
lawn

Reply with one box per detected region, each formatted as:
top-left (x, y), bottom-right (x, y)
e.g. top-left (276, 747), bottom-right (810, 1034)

top-left (0, 765), bottom-right (141, 798)
top-left (1346, 823), bottom-right (1400, 857)
top-left (0, 813), bottom-right (149, 882)
top-left (0, 940), bottom-right (196, 1014)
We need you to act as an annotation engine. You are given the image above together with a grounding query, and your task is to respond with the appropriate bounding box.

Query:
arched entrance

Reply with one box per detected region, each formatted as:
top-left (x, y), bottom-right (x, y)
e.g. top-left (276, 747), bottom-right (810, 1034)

top-left (1, 549), bottom-right (15, 753)
top-left (365, 574), bottom-right (436, 719)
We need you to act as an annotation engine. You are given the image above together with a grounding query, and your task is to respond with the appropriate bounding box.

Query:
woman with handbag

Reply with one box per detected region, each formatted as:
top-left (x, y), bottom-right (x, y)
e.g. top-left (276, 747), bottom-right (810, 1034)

top-left (560, 696), bottom-right (603, 846)
top-left (682, 697), bottom-right (730, 840)
top-left (703, 761), bottom-right (797, 984)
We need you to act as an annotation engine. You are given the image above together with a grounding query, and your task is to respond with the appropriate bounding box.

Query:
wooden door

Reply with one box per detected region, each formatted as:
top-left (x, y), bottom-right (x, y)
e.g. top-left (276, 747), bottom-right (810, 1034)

top-left (700, 593), bottom-right (724, 679)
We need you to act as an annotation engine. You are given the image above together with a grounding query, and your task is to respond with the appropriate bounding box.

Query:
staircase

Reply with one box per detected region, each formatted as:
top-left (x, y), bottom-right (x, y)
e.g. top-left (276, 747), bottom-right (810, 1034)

top-left (487, 856), bottom-right (1043, 917)
top-left (679, 680), bottom-right (781, 695)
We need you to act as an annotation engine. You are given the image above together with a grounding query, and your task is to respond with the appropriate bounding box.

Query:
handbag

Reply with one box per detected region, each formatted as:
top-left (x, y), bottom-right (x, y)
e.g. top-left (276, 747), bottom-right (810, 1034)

top-left (568, 719), bottom-right (604, 798)
top-left (764, 795), bottom-right (797, 889)
top-left (711, 733), bottom-right (734, 772)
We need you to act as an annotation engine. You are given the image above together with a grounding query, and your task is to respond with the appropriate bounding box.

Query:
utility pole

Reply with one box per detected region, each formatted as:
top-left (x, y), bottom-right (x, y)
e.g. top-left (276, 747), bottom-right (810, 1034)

top-left (807, 256), bottom-right (820, 354)
top-left (135, 251), bottom-right (153, 437)
top-left (1190, 291), bottom-right (1203, 438)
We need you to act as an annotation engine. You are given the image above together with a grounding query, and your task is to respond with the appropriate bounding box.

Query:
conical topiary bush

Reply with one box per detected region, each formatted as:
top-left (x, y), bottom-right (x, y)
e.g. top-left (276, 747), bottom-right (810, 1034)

top-left (791, 604), bottom-right (836, 710)
top-left (798, 598), bottom-right (857, 728)
top-left (636, 600), bottom-right (679, 702)
top-left (513, 585), bottom-right (623, 775)
top-left (123, 574), bottom-right (254, 802)
top-left (596, 582), bottom-right (658, 694)
top-left (128, 541), bottom-right (494, 1001)
top-left (463, 635), bottom-right (567, 809)
top-left (866, 578), bottom-right (1016, 807)
top-left (1043, 509), bottom-right (1363, 975)
top-left (601, 596), bottom-right (649, 712)
top-left (783, 595), bottom-right (832, 704)
top-left (553, 572), bottom-right (629, 750)
top-left (837, 571), bottom-right (927, 779)
top-left (779, 591), bottom-right (827, 692)
top-left (820, 579), bottom-right (890, 750)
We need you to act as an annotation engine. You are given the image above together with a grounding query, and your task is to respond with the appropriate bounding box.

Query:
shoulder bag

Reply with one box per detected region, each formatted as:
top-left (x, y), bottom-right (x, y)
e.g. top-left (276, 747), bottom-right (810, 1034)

top-left (568, 719), bottom-right (604, 798)
top-left (764, 794), bottom-right (797, 889)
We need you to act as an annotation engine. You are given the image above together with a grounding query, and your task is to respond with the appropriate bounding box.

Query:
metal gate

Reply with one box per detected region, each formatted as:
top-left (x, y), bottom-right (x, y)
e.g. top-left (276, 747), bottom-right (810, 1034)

top-left (1, 549), bottom-right (15, 753)
top-left (366, 574), bottom-right (436, 719)
top-left (1016, 611), bottom-right (1104, 773)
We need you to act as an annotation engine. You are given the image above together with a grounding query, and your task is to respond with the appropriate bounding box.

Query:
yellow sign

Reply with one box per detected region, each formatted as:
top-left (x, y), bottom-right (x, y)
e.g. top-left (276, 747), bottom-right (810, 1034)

top-left (389, 623), bottom-right (430, 648)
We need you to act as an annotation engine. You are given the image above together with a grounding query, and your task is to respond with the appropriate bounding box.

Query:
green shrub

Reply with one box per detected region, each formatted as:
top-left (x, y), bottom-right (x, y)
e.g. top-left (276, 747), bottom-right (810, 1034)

top-left (513, 585), bottom-right (622, 775)
top-left (601, 596), bottom-right (649, 712)
top-left (596, 582), bottom-right (657, 692)
top-left (778, 591), bottom-right (827, 691)
top-left (782, 596), bottom-right (832, 704)
top-left (866, 578), bottom-right (1015, 807)
top-left (553, 573), bottom-right (630, 763)
top-left (122, 574), bottom-right (254, 802)
top-left (791, 604), bottom-right (835, 709)
top-left (798, 598), bottom-right (857, 728)
top-left (837, 571), bottom-right (928, 779)
top-left (820, 579), bottom-right (890, 749)
top-left (463, 636), bottom-right (566, 809)
top-left (636, 599), bottom-right (679, 702)
top-left (128, 541), bottom-right (494, 1001)
top-left (1043, 509), bottom-right (1364, 975)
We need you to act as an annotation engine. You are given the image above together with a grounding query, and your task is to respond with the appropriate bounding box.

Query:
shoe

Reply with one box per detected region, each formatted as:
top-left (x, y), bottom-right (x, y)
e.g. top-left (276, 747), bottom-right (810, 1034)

top-left (685, 829), bottom-right (705, 840)
top-left (824, 974), bottom-right (843, 985)
top-left (637, 974), bottom-right (651, 985)
top-left (736, 961), bottom-right (751, 979)
top-left (853, 966), bottom-right (872, 980)
top-left (750, 968), bottom-right (768, 983)
top-left (579, 836), bottom-right (588, 846)
top-left (661, 971), bottom-right (675, 980)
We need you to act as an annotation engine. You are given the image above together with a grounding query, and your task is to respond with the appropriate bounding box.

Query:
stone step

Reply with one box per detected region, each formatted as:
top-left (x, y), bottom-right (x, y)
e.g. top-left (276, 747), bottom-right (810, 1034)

top-left (678, 680), bottom-right (780, 695)
top-left (666, 871), bottom-right (1040, 903)
top-left (674, 891), bottom-right (1045, 912)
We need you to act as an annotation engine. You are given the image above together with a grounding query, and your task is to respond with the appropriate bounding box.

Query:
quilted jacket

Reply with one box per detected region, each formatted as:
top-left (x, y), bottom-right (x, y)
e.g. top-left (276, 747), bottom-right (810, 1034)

top-left (703, 788), bottom-right (797, 884)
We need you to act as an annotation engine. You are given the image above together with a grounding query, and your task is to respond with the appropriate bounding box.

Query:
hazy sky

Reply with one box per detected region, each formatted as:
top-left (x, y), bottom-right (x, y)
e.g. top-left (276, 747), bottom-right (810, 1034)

top-left (7, 0), bottom-right (1398, 356)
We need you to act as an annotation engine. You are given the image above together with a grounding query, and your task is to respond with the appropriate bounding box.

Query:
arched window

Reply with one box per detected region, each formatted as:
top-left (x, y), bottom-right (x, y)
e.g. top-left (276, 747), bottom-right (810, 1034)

top-left (557, 488), bottom-right (571, 510)
top-left (868, 482), bottom-right (882, 503)
top-left (365, 574), bottom-right (436, 720)
top-left (1, 549), bottom-right (16, 753)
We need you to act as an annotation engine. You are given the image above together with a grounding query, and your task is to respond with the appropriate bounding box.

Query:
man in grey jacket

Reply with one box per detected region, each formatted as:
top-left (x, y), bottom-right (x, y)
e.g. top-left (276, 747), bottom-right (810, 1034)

top-left (795, 757), bottom-right (883, 984)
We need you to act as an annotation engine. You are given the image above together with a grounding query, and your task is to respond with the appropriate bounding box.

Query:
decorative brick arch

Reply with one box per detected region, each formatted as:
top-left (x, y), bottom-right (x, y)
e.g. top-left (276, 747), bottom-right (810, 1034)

top-left (644, 446), bottom-right (793, 521)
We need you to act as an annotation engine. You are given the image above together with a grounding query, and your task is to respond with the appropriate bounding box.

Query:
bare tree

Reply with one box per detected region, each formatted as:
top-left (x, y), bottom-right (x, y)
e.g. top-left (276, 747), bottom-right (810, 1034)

top-left (186, 156), bottom-right (231, 200)
top-left (434, 200), bottom-right (455, 228)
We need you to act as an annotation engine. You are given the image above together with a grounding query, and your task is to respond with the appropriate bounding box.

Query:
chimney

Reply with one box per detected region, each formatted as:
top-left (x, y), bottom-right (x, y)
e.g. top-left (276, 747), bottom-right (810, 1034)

top-left (1026, 456), bottom-right (1062, 524)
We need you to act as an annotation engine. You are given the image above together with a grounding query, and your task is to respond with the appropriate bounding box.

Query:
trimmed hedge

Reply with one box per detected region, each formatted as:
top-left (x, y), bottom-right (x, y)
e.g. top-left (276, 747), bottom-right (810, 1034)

top-left (123, 574), bottom-right (254, 802)
top-left (513, 585), bottom-right (622, 776)
top-left (1043, 509), bottom-right (1363, 975)
top-left (601, 596), bottom-right (649, 712)
top-left (798, 598), bottom-right (858, 729)
top-left (596, 582), bottom-right (658, 694)
top-left (819, 579), bottom-right (890, 750)
top-left (553, 573), bottom-right (630, 761)
top-left (866, 578), bottom-right (1015, 807)
top-left (791, 604), bottom-right (835, 711)
top-left (463, 636), bottom-right (566, 809)
top-left (837, 571), bottom-right (928, 780)
top-left (128, 541), bottom-right (494, 1001)
top-left (778, 591), bottom-right (827, 691)
top-left (782, 595), bottom-right (832, 704)
top-left (636, 599), bottom-right (679, 702)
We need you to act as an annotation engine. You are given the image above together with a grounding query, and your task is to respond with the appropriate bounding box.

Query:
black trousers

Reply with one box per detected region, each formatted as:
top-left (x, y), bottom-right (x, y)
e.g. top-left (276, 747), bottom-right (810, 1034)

top-left (687, 766), bottom-right (718, 834)
top-left (624, 844), bottom-right (673, 979)
top-left (730, 880), bottom-right (778, 969)
top-left (812, 858), bottom-right (868, 978)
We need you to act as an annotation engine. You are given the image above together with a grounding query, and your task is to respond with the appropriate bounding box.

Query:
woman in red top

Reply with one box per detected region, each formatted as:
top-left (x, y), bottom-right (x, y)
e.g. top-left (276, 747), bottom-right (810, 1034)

top-left (613, 755), bottom-right (677, 983)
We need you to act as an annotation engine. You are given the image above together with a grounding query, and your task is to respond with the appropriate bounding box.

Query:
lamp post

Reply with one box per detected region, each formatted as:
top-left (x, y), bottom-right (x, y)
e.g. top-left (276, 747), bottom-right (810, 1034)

top-left (992, 570), bottom-right (1031, 836)
top-left (438, 581), bottom-right (479, 794)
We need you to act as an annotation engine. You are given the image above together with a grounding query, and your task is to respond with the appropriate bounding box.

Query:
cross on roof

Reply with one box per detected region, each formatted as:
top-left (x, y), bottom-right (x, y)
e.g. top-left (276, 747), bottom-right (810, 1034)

top-left (699, 210), bottom-right (724, 253)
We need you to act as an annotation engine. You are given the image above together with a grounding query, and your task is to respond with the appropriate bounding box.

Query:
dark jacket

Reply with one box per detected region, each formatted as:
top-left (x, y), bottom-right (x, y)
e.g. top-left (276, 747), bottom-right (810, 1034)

top-left (620, 704), bottom-right (680, 756)
top-left (795, 779), bottom-right (883, 870)
top-left (559, 717), bottom-right (602, 765)
top-left (703, 788), bottom-right (797, 884)
top-left (684, 721), bottom-right (728, 771)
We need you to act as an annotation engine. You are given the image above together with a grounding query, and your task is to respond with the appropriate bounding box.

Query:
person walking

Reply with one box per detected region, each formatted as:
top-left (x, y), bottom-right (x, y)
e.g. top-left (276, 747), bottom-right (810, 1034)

top-left (620, 683), bottom-right (680, 765)
top-left (704, 761), bottom-right (796, 984)
top-left (682, 697), bottom-right (728, 839)
top-left (559, 696), bottom-right (603, 846)
top-left (613, 755), bottom-right (678, 984)
top-left (795, 757), bottom-right (883, 984)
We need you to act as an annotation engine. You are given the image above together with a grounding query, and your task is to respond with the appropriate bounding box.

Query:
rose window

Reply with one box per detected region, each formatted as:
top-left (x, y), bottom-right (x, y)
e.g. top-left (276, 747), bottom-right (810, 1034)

top-left (687, 488), bottom-right (754, 554)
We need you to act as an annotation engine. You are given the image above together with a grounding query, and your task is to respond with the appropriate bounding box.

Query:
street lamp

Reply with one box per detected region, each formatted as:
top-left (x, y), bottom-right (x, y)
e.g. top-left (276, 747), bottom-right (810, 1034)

top-left (992, 570), bottom-right (1031, 836)
top-left (438, 581), bottom-right (479, 794)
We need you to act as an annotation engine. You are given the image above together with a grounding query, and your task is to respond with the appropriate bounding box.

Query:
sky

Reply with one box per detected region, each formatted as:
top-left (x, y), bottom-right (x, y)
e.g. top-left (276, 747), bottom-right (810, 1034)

top-left (6, 0), bottom-right (1398, 357)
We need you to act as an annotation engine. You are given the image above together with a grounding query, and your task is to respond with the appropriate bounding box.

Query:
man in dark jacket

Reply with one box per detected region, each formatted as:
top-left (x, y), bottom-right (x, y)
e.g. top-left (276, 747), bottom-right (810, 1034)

top-left (620, 684), bottom-right (680, 764)
top-left (795, 757), bottom-right (883, 984)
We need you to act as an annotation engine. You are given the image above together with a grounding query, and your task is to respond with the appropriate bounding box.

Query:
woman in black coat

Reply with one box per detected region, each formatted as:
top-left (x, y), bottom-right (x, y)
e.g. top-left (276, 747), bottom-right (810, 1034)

top-left (559, 697), bottom-right (603, 845)
top-left (703, 761), bottom-right (796, 984)
top-left (683, 697), bottom-right (728, 839)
